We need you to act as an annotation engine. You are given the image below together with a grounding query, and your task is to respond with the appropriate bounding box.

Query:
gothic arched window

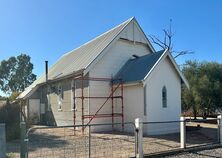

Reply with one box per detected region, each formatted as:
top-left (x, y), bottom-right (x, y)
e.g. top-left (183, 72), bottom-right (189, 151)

top-left (162, 86), bottom-right (167, 108)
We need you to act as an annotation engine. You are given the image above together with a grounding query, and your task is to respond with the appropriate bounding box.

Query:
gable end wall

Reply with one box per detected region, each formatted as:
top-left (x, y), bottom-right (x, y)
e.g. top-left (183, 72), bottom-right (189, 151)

top-left (144, 56), bottom-right (181, 135)
top-left (88, 37), bottom-right (152, 129)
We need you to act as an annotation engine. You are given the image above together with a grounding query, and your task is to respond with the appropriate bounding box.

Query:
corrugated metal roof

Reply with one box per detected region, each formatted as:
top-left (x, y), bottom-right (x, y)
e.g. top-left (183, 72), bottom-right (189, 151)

top-left (114, 50), bottom-right (165, 84)
top-left (18, 17), bottom-right (134, 99)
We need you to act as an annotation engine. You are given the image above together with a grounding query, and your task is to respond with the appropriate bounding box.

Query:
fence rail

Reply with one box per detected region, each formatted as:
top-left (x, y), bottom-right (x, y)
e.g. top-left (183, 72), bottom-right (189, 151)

top-left (142, 117), bottom-right (220, 156)
top-left (19, 116), bottom-right (222, 158)
top-left (23, 122), bottom-right (136, 158)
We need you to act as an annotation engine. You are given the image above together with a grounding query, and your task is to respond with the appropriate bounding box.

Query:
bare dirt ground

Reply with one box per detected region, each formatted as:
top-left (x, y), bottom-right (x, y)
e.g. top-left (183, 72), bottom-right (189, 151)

top-left (7, 122), bottom-right (218, 158)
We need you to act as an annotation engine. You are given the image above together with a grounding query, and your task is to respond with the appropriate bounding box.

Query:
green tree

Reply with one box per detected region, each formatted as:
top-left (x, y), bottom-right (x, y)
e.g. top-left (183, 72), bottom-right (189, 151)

top-left (182, 60), bottom-right (199, 119)
top-left (182, 60), bottom-right (222, 119)
top-left (0, 54), bottom-right (36, 94)
top-left (197, 62), bottom-right (222, 118)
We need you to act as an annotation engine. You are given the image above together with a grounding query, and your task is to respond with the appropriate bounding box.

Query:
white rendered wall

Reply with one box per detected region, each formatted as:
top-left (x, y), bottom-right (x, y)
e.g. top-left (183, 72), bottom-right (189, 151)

top-left (90, 39), bottom-right (151, 77)
top-left (144, 57), bottom-right (181, 135)
top-left (87, 19), bottom-right (152, 131)
top-left (88, 39), bottom-right (151, 131)
top-left (114, 84), bottom-right (145, 133)
top-left (120, 20), bottom-right (148, 44)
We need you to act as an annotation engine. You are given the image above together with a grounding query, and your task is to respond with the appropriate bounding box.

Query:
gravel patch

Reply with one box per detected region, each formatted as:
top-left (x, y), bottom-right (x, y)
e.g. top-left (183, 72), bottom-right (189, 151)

top-left (165, 147), bottom-right (222, 158)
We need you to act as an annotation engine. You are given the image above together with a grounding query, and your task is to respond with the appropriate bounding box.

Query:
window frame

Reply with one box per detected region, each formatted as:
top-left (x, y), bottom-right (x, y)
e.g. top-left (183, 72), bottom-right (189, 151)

top-left (58, 83), bottom-right (63, 111)
top-left (162, 86), bottom-right (167, 108)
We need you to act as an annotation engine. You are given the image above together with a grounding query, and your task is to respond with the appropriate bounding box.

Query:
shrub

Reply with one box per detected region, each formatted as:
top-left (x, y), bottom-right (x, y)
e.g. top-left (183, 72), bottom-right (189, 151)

top-left (0, 99), bottom-right (20, 141)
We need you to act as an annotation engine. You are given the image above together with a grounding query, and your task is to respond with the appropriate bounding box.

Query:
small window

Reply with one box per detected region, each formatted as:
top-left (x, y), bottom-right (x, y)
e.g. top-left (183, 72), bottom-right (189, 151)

top-left (47, 87), bottom-right (51, 111)
top-left (58, 84), bottom-right (63, 111)
top-left (162, 86), bottom-right (167, 108)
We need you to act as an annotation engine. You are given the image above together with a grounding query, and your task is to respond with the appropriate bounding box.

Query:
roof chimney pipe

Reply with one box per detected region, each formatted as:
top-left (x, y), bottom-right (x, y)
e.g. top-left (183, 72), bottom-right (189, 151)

top-left (45, 61), bottom-right (48, 82)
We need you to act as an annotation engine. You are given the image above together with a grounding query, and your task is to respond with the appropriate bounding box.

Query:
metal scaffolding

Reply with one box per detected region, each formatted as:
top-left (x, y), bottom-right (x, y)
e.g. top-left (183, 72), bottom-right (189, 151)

top-left (73, 73), bottom-right (124, 132)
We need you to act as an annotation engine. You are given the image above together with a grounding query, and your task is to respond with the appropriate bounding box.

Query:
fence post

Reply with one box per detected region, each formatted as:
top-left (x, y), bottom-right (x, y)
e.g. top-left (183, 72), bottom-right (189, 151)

top-left (135, 118), bottom-right (143, 158)
top-left (180, 116), bottom-right (186, 149)
top-left (88, 125), bottom-right (91, 158)
top-left (217, 115), bottom-right (222, 145)
top-left (20, 122), bottom-right (27, 158)
top-left (0, 123), bottom-right (6, 158)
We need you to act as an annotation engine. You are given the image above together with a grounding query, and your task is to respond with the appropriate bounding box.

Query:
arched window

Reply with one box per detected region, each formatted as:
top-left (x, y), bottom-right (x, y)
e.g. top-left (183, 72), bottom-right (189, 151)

top-left (162, 86), bottom-right (167, 108)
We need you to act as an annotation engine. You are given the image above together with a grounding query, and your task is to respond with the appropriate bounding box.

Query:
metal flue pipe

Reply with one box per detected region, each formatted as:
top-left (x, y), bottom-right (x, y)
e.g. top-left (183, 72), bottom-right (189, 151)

top-left (45, 61), bottom-right (48, 82)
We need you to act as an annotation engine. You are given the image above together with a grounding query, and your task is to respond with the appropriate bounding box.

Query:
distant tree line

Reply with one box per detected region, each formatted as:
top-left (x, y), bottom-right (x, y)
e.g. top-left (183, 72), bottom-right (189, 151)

top-left (182, 60), bottom-right (222, 119)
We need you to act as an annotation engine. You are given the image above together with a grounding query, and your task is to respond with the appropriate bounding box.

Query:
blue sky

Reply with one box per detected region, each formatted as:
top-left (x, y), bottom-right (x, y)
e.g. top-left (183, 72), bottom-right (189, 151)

top-left (0, 0), bottom-right (222, 96)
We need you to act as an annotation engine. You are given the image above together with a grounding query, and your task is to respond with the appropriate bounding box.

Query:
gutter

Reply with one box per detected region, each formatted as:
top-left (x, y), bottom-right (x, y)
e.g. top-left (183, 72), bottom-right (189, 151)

top-left (45, 69), bottom-right (84, 84)
top-left (113, 80), bottom-right (143, 88)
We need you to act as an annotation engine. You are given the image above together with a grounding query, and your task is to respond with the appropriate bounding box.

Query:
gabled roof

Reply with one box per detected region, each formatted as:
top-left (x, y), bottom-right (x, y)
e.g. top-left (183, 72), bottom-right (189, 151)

top-left (115, 49), bottom-right (189, 88)
top-left (114, 50), bottom-right (165, 84)
top-left (18, 17), bottom-right (154, 99)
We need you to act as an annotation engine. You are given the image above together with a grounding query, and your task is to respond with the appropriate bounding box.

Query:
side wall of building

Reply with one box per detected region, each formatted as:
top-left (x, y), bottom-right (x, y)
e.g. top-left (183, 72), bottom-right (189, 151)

top-left (46, 78), bottom-right (89, 126)
top-left (28, 77), bottom-right (89, 126)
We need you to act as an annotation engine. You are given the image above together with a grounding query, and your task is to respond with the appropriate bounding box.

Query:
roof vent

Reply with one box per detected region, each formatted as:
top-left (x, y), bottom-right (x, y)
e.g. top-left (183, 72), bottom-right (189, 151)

top-left (132, 54), bottom-right (139, 59)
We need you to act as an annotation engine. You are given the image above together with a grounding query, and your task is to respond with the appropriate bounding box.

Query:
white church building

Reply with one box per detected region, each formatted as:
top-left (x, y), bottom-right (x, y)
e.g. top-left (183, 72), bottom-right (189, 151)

top-left (18, 17), bottom-right (189, 135)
